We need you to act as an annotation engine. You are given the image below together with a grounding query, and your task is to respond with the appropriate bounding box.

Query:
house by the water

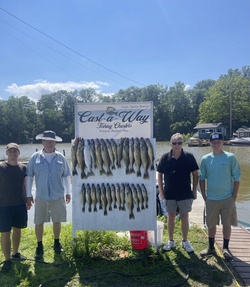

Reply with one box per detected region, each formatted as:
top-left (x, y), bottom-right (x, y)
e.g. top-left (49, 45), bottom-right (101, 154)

top-left (193, 123), bottom-right (227, 139)
top-left (236, 126), bottom-right (250, 138)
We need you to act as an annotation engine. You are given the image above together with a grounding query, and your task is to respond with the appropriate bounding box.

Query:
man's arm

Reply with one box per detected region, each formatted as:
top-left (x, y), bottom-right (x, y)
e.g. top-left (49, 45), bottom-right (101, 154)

top-left (23, 176), bottom-right (27, 200)
top-left (157, 172), bottom-right (165, 200)
top-left (63, 176), bottom-right (71, 204)
top-left (232, 181), bottom-right (240, 201)
top-left (26, 176), bottom-right (34, 210)
top-left (192, 170), bottom-right (198, 200)
top-left (199, 179), bottom-right (207, 202)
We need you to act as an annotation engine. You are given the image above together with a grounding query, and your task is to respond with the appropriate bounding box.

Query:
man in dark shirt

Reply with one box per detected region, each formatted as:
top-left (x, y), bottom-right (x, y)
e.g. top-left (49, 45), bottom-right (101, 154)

top-left (0, 143), bottom-right (27, 272)
top-left (157, 133), bottom-right (198, 253)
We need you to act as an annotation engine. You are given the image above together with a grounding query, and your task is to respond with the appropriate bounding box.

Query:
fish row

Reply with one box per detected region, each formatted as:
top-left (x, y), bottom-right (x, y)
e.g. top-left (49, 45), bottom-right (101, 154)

top-left (80, 182), bottom-right (149, 220)
top-left (71, 137), bottom-right (155, 179)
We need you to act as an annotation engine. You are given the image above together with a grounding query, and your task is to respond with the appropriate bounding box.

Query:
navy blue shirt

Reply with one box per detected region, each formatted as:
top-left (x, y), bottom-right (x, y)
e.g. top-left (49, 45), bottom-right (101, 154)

top-left (157, 150), bottom-right (199, 201)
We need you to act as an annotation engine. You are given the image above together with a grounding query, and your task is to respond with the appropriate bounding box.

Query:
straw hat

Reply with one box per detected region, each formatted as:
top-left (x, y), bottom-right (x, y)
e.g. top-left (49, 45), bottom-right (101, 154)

top-left (35, 130), bottom-right (62, 142)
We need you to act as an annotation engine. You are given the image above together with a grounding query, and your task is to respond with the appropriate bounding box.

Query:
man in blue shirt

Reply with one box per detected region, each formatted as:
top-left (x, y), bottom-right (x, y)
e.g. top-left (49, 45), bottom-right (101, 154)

top-left (26, 131), bottom-right (71, 259)
top-left (199, 132), bottom-right (241, 260)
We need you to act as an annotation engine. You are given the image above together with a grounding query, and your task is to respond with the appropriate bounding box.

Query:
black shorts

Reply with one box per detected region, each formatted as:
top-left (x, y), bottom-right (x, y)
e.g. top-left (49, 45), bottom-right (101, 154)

top-left (0, 204), bottom-right (27, 232)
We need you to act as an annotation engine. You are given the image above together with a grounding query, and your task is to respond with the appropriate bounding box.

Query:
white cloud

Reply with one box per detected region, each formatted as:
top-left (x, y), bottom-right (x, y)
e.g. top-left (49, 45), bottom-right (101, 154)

top-left (102, 93), bottom-right (114, 97)
top-left (5, 80), bottom-right (108, 102)
top-left (184, 84), bottom-right (191, 91)
top-left (96, 81), bottom-right (109, 86)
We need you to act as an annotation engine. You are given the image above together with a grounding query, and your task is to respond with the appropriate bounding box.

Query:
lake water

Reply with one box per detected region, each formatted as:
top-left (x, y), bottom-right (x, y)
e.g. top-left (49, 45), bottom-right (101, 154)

top-left (0, 142), bottom-right (249, 226)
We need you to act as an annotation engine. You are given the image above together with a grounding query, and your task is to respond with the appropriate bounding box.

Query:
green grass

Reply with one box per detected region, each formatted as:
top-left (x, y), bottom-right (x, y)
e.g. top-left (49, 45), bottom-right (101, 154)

top-left (0, 218), bottom-right (244, 287)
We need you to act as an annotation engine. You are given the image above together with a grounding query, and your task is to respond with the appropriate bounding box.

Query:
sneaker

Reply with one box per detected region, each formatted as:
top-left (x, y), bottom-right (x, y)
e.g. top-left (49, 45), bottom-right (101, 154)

top-left (12, 253), bottom-right (26, 260)
top-left (1, 260), bottom-right (12, 273)
top-left (163, 240), bottom-right (176, 251)
top-left (181, 240), bottom-right (194, 253)
top-left (54, 243), bottom-right (65, 254)
top-left (200, 247), bottom-right (215, 257)
top-left (223, 248), bottom-right (233, 260)
top-left (35, 246), bottom-right (44, 259)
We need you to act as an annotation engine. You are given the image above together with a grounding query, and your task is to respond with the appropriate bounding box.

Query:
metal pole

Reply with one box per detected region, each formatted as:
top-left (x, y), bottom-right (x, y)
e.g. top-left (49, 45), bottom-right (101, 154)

top-left (230, 81), bottom-right (232, 139)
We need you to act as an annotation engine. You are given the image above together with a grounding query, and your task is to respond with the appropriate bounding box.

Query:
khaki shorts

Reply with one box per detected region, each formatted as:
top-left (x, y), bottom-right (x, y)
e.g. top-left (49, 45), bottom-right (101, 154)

top-left (165, 199), bottom-right (193, 213)
top-left (206, 196), bottom-right (237, 228)
top-left (34, 197), bottom-right (66, 225)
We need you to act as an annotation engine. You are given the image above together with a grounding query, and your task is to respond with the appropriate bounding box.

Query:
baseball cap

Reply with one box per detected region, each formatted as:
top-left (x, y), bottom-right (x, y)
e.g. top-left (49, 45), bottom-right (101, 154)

top-left (6, 143), bottom-right (20, 151)
top-left (210, 132), bottom-right (223, 141)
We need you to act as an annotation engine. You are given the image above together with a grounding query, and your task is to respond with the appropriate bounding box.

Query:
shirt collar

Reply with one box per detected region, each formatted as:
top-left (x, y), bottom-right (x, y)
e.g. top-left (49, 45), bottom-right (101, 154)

top-left (168, 149), bottom-right (184, 161)
top-left (38, 149), bottom-right (57, 158)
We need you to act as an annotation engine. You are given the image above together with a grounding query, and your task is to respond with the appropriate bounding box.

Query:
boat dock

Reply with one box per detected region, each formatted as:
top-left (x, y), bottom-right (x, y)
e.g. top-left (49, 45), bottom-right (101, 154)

top-left (190, 193), bottom-right (250, 286)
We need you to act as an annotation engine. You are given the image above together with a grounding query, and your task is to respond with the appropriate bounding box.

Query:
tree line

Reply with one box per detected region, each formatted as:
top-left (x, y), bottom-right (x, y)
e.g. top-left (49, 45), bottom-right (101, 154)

top-left (0, 66), bottom-right (250, 144)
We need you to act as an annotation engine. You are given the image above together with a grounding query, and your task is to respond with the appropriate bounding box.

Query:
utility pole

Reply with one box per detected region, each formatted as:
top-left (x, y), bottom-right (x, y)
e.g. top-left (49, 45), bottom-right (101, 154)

top-left (229, 80), bottom-right (232, 139)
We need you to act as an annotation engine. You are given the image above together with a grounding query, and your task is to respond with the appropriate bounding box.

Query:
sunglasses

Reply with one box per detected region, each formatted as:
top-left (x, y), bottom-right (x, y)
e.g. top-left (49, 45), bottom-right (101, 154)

top-left (172, 142), bottom-right (183, 145)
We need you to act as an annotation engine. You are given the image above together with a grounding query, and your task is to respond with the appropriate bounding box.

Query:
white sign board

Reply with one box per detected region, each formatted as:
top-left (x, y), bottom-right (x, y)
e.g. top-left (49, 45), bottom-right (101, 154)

top-left (72, 102), bottom-right (157, 249)
top-left (75, 102), bottom-right (153, 139)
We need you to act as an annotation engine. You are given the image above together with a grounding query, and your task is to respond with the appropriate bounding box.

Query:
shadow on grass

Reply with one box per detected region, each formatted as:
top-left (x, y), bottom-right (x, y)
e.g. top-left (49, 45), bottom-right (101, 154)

top-left (0, 225), bottom-right (242, 287)
top-left (67, 246), bottom-right (237, 287)
top-left (0, 247), bottom-right (239, 287)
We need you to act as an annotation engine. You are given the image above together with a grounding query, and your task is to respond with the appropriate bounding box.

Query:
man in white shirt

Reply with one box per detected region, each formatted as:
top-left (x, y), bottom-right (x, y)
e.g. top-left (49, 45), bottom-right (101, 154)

top-left (26, 131), bottom-right (71, 259)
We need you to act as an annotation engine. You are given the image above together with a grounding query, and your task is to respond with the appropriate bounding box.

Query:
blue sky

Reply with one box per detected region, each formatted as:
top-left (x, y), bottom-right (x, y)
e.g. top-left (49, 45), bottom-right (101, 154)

top-left (0, 0), bottom-right (250, 102)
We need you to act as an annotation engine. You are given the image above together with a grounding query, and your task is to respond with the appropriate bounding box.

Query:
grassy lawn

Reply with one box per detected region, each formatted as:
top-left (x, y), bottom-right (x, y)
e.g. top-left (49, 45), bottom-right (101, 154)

top-left (0, 218), bottom-right (244, 287)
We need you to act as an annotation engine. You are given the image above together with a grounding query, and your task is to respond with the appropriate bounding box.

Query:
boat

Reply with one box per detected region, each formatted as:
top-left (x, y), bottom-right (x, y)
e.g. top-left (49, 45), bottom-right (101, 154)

top-left (188, 137), bottom-right (209, 147)
top-left (223, 141), bottom-right (232, 146)
top-left (229, 137), bottom-right (250, 146)
top-left (188, 137), bottom-right (200, 147)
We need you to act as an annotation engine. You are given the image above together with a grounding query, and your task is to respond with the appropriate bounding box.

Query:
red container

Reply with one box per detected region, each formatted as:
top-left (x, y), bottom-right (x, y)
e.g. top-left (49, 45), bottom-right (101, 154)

top-left (130, 231), bottom-right (148, 249)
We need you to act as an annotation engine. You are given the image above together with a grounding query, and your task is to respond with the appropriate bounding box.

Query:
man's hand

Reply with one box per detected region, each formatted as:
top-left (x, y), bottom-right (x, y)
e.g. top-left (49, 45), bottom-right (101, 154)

top-left (158, 172), bottom-right (165, 200)
top-left (26, 196), bottom-right (34, 210)
top-left (193, 190), bottom-right (197, 200)
top-left (66, 194), bottom-right (71, 204)
top-left (160, 192), bottom-right (165, 200)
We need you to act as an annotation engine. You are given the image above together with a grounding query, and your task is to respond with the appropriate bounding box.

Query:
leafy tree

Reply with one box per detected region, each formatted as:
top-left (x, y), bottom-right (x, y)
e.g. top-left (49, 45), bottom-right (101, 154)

top-left (0, 66), bottom-right (249, 144)
top-left (199, 75), bottom-right (250, 131)
top-left (19, 96), bottom-right (37, 142)
top-left (0, 100), bottom-right (7, 144)
top-left (77, 88), bottom-right (98, 103)
top-left (99, 93), bottom-right (115, 103)
top-left (36, 90), bottom-right (79, 141)
top-left (114, 86), bottom-right (142, 102)
top-left (188, 79), bottom-right (216, 126)
top-left (167, 81), bottom-right (192, 134)
top-left (241, 65), bottom-right (250, 78)
top-left (114, 85), bottom-right (172, 139)
top-left (37, 94), bottom-right (57, 111)
top-left (143, 85), bottom-right (170, 140)
top-left (61, 93), bottom-right (76, 141)
top-left (0, 96), bottom-right (36, 143)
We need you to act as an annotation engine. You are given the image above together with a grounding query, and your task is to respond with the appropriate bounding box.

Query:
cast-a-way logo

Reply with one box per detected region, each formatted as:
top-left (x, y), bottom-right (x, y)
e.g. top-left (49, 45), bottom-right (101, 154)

top-left (78, 106), bottom-right (149, 124)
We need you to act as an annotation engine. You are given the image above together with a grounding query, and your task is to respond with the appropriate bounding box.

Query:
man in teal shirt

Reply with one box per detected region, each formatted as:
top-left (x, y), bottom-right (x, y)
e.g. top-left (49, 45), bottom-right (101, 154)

top-left (199, 132), bottom-right (240, 260)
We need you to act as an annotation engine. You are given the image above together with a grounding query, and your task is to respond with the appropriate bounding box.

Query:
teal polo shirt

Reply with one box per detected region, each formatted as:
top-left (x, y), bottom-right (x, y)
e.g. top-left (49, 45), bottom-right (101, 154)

top-left (199, 151), bottom-right (241, 200)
